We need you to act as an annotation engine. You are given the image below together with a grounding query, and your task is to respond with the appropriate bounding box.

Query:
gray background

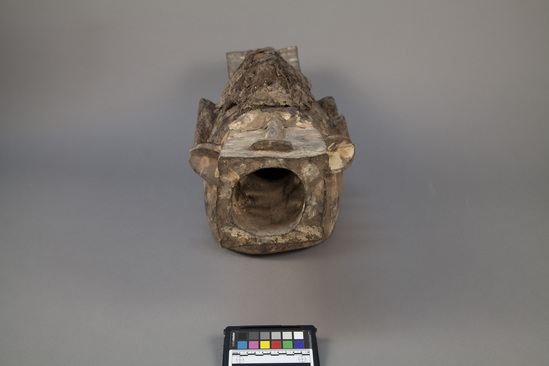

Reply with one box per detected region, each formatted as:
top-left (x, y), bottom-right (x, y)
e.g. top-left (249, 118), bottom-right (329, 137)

top-left (1, 1), bottom-right (548, 365)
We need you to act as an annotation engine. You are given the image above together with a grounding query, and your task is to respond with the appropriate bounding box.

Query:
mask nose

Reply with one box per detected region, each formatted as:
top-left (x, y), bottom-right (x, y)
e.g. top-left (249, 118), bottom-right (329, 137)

top-left (250, 118), bottom-right (294, 152)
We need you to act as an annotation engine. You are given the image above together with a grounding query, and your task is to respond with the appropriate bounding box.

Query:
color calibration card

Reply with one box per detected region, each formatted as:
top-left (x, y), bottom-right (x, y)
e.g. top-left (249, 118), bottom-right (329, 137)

top-left (223, 325), bottom-right (320, 366)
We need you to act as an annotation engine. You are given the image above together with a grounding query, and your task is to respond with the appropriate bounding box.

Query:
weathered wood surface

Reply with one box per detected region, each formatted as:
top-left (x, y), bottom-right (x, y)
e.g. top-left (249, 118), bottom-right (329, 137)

top-left (190, 47), bottom-right (354, 254)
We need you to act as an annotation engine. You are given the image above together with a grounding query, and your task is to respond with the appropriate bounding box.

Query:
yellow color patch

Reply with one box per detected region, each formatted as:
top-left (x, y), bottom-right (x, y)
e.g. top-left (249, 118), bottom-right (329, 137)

top-left (260, 341), bottom-right (270, 349)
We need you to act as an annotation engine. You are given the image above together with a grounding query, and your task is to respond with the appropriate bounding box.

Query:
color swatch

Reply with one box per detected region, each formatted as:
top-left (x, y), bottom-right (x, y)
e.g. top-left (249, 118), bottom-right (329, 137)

top-left (233, 329), bottom-right (308, 350)
top-left (223, 325), bottom-right (319, 366)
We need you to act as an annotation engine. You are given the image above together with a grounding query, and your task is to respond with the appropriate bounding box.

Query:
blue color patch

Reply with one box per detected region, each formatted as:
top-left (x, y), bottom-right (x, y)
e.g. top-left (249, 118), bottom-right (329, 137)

top-left (294, 340), bottom-right (304, 349)
top-left (237, 341), bottom-right (247, 349)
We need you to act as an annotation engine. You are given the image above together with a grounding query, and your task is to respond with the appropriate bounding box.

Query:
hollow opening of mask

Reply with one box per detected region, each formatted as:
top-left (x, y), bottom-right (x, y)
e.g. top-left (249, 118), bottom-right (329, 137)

top-left (232, 168), bottom-right (305, 236)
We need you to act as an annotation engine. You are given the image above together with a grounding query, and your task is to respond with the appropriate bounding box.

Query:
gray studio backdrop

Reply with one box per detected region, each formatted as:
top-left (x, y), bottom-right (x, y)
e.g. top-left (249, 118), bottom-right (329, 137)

top-left (1, 1), bottom-right (548, 365)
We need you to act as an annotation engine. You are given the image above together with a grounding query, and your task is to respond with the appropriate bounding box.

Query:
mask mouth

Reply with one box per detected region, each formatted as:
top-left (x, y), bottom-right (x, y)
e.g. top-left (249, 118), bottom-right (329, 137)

top-left (231, 168), bottom-right (306, 236)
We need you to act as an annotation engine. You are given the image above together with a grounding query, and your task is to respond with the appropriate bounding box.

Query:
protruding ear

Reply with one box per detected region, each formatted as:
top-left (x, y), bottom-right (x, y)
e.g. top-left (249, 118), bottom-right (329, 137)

top-left (327, 114), bottom-right (350, 139)
top-left (318, 96), bottom-right (338, 118)
top-left (325, 136), bottom-right (355, 173)
top-left (194, 98), bottom-right (217, 145)
top-left (189, 143), bottom-right (220, 183)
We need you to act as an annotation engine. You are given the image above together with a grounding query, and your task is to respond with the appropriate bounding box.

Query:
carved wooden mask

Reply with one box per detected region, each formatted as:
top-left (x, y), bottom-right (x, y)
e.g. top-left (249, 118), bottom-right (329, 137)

top-left (190, 47), bottom-right (354, 254)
